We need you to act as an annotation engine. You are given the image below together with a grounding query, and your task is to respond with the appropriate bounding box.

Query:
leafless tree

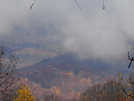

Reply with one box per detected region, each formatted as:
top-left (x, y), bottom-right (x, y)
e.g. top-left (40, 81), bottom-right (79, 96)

top-left (122, 73), bottom-right (134, 100)
top-left (79, 81), bottom-right (127, 101)
top-left (0, 46), bottom-right (18, 101)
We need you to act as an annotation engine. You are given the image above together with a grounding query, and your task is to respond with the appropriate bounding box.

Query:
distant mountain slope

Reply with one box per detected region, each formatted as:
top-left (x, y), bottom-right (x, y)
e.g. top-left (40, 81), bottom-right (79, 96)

top-left (18, 53), bottom-right (118, 86)
top-left (18, 53), bottom-right (129, 100)
top-left (20, 53), bottom-right (111, 71)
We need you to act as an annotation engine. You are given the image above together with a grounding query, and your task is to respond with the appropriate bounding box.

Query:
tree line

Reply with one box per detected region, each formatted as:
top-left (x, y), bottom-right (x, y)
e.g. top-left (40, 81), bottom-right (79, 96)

top-left (1, 44), bottom-right (134, 101)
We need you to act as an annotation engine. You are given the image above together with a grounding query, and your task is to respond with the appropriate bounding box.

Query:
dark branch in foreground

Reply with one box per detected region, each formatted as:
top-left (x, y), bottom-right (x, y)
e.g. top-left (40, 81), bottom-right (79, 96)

top-left (74, 0), bottom-right (82, 10)
top-left (129, 76), bottom-right (134, 84)
top-left (128, 51), bottom-right (134, 68)
top-left (102, 0), bottom-right (106, 10)
top-left (30, 0), bottom-right (36, 11)
top-left (0, 46), bottom-right (18, 95)
top-left (122, 74), bottom-right (134, 99)
top-left (122, 86), bottom-right (134, 98)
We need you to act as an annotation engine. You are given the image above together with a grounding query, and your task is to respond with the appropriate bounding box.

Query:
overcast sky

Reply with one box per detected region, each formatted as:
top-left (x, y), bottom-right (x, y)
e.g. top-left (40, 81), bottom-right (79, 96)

top-left (0, 0), bottom-right (134, 68)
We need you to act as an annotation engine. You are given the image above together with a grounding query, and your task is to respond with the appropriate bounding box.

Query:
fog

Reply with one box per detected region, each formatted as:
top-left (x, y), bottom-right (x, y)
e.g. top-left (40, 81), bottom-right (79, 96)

top-left (0, 0), bottom-right (134, 67)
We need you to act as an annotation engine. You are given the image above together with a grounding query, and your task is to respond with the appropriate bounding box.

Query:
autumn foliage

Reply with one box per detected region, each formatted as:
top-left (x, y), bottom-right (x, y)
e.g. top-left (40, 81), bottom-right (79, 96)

top-left (79, 80), bottom-right (129, 101)
top-left (14, 85), bottom-right (36, 101)
top-left (0, 47), bottom-right (133, 101)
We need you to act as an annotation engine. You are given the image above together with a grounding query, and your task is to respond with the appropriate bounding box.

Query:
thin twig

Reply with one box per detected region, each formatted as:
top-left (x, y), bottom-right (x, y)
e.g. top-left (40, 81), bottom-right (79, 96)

top-left (74, 0), bottom-right (82, 10)
top-left (129, 76), bottom-right (134, 84)
top-left (30, 0), bottom-right (36, 11)
top-left (122, 86), bottom-right (134, 98)
top-left (128, 51), bottom-right (134, 68)
top-left (102, 0), bottom-right (106, 10)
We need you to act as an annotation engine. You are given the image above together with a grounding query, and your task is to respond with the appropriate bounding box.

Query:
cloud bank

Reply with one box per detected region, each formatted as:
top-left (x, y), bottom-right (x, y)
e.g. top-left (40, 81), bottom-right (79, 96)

top-left (0, 0), bottom-right (134, 67)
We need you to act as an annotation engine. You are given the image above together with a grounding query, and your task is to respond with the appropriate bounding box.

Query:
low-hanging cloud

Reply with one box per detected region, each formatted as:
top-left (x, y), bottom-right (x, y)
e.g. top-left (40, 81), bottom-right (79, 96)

top-left (58, 0), bottom-right (134, 62)
top-left (0, 0), bottom-right (134, 65)
top-left (61, 10), bottom-right (133, 61)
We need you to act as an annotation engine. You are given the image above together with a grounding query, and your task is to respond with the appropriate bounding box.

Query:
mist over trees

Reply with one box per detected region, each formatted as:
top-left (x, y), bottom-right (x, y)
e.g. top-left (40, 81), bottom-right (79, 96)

top-left (0, 0), bottom-right (134, 101)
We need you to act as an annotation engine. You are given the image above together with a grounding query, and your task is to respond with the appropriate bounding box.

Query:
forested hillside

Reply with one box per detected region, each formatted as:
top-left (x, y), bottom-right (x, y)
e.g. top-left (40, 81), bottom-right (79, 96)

top-left (18, 53), bottom-right (126, 100)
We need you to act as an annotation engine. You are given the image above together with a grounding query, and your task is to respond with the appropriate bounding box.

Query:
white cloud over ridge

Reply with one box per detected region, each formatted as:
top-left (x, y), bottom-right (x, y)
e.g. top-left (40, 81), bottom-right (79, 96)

top-left (0, 0), bottom-right (134, 65)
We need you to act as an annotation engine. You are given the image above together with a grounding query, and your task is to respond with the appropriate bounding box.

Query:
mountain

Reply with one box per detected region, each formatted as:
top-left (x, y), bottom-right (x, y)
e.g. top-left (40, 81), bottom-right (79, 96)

top-left (18, 53), bottom-right (128, 100)
top-left (19, 53), bottom-right (114, 84)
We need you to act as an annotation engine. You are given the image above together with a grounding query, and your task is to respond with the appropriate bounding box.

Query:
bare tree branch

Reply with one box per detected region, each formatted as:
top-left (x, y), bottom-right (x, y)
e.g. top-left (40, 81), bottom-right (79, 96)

top-left (122, 86), bottom-right (134, 98)
top-left (74, 0), bottom-right (82, 10)
top-left (30, 0), bottom-right (36, 11)
top-left (0, 46), bottom-right (18, 97)
top-left (129, 76), bottom-right (134, 84)
top-left (128, 51), bottom-right (134, 68)
top-left (102, 0), bottom-right (106, 10)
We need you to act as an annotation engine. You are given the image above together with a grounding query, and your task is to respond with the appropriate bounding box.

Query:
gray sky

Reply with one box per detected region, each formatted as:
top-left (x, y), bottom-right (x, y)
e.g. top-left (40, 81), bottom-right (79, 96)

top-left (0, 0), bottom-right (134, 68)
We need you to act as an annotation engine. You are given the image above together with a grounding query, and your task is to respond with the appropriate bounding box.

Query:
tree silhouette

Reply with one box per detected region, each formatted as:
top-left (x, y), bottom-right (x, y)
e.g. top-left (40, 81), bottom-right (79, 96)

top-left (121, 52), bottom-right (134, 100)
top-left (128, 52), bottom-right (134, 68)
top-left (122, 73), bottom-right (134, 99)
top-left (79, 80), bottom-right (128, 101)
top-left (0, 45), bottom-right (18, 100)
